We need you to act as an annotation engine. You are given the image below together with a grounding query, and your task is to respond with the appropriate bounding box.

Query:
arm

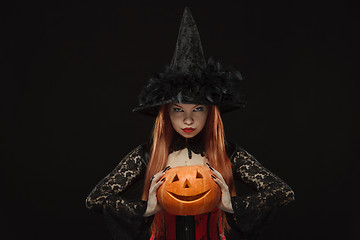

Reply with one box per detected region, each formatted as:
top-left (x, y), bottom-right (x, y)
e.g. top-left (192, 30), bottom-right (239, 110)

top-left (226, 145), bottom-right (295, 238)
top-left (85, 144), bottom-right (150, 235)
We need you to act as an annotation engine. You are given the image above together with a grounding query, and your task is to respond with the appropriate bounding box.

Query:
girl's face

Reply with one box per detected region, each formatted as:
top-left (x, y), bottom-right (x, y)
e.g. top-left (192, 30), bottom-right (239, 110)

top-left (168, 103), bottom-right (208, 138)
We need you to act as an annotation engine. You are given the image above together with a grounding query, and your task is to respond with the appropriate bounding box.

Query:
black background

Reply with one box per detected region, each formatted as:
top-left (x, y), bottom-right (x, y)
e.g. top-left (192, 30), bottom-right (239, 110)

top-left (1, 0), bottom-right (357, 239)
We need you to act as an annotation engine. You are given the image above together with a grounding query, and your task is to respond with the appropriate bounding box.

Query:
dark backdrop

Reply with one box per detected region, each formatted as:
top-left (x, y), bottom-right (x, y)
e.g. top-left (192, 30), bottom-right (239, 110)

top-left (1, 0), bottom-right (357, 239)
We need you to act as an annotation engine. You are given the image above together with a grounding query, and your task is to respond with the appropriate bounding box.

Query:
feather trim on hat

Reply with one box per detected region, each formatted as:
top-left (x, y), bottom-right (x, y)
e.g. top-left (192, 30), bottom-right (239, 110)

top-left (133, 58), bottom-right (246, 116)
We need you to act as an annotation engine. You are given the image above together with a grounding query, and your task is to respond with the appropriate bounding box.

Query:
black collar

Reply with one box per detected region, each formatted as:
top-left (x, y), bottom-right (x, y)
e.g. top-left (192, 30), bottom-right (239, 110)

top-left (169, 131), bottom-right (206, 159)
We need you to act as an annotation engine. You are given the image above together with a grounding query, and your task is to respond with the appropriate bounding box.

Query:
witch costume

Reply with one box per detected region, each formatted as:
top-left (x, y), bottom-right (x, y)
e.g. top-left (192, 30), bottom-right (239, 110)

top-left (86, 7), bottom-right (295, 240)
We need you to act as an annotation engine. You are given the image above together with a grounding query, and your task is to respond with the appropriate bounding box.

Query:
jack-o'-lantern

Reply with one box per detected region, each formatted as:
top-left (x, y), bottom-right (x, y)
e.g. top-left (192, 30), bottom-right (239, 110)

top-left (157, 165), bottom-right (221, 215)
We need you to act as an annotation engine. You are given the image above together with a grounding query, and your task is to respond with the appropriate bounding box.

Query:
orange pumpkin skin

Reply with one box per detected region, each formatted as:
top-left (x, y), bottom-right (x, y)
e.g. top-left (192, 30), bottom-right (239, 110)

top-left (157, 165), bottom-right (221, 216)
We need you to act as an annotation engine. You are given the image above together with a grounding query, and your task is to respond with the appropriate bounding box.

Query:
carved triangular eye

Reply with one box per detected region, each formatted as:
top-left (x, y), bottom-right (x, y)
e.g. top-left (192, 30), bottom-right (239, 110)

top-left (196, 171), bottom-right (203, 179)
top-left (172, 174), bottom-right (179, 182)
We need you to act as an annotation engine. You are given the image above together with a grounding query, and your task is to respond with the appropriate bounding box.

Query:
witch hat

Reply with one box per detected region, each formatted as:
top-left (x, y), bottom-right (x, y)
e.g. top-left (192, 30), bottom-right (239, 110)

top-left (169, 7), bottom-right (206, 76)
top-left (133, 7), bottom-right (245, 116)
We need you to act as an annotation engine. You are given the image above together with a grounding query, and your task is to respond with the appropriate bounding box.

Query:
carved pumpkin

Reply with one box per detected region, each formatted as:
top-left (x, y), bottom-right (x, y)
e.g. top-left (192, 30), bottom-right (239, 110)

top-left (157, 165), bottom-right (221, 215)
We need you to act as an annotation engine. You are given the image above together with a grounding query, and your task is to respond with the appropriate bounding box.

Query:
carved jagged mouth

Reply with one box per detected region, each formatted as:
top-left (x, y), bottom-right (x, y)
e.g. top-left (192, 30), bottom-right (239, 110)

top-left (167, 189), bottom-right (211, 202)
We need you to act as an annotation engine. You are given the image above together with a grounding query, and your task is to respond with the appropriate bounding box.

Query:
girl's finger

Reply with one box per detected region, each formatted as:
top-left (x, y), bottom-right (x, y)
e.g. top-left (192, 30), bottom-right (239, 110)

top-left (150, 173), bottom-right (164, 188)
top-left (212, 175), bottom-right (228, 190)
top-left (150, 176), bottom-right (155, 183)
top-left (152, 177), bottom-right (166, 191)
top-left (207, 163), bottom-right (225, 182)
top-left (206, 163), bottom-right (215, 171)
top-left (162, 166), bottom-right (171, 173)
top-left (151, 166), bottom-right (171, 185)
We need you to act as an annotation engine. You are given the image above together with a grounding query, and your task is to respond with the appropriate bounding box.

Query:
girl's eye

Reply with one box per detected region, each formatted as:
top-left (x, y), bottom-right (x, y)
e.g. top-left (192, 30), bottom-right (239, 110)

top-left (173, 108), bottom-right (183, 112)
top-left (193, 107), bottom-right (204, 112)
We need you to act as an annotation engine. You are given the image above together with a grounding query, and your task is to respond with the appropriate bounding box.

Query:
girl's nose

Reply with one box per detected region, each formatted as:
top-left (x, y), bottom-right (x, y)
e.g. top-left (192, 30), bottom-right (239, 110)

top-left (184, 114), bottom-right (194, 125)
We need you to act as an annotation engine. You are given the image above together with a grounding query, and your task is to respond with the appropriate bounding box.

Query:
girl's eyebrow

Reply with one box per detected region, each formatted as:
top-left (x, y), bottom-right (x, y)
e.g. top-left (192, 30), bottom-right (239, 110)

top-left (174, 104), bottom-right (183, 108)
top-left (173, 104), bottom-right (200, 108)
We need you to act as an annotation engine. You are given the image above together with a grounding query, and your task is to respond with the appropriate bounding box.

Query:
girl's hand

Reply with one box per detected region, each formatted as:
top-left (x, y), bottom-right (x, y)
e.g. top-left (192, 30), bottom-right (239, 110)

top-left (206, 163), bottom-right (234, 213)
top-left (143, 166), bottom-right (171, 217)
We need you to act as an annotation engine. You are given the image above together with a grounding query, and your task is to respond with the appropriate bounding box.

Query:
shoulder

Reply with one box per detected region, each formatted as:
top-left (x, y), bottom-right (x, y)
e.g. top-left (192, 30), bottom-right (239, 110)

top-left (225, 142), bottom-right (256, 164)
top-left (116, 142), bottom-right (152, 170)
top-left (129, 141), bottom-right (152, 167)
top-left (225, 141), bottom-right (238, 160)
top-left (225, 141), bottom-right (248, 159)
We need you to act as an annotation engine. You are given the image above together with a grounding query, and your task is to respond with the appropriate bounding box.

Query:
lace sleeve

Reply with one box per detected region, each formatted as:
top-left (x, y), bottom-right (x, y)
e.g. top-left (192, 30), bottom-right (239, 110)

top-left (226, 146), bottom-right (295, 238)
top-left (85, 144), bottom-right (148, 223)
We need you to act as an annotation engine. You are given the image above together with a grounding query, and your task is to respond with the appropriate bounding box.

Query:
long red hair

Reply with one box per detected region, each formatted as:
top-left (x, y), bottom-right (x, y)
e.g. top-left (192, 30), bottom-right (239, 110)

top-left (142, 104), bottom-right (236, 237)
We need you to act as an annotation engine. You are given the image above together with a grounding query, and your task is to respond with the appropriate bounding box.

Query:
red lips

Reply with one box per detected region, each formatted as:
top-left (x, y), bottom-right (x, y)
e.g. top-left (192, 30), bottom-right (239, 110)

top-left (182, 128), bottom-right (195, 133)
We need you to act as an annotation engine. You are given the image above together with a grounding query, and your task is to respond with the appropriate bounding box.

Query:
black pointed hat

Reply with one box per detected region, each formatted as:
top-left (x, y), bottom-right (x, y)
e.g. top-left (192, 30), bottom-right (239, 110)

top-left (169, 7), bottom-right (206, 76)
top-left (133, 7), bottom-right (245, 116)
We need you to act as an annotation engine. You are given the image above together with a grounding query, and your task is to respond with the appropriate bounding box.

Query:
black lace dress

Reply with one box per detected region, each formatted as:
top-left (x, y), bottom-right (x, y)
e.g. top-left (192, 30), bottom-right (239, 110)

top-left (85, 134), bottom-right (295, 240)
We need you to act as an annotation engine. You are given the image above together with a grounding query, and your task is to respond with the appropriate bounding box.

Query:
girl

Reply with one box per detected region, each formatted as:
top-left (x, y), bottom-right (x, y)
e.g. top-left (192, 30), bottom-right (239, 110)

top-left (86, 7), bottom-right (294, 240)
